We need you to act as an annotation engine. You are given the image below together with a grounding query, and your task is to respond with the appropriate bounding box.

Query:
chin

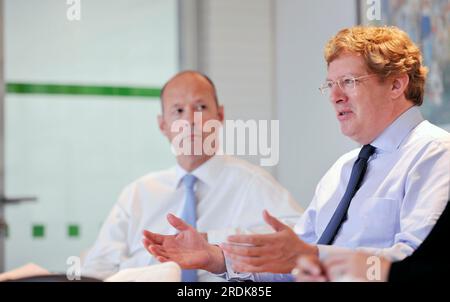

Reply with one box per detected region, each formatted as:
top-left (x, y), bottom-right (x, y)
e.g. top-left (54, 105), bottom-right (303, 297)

top-left (341, 129), bottom-right (361, 143)
top-left (340, 126), bottom-right (353, 137)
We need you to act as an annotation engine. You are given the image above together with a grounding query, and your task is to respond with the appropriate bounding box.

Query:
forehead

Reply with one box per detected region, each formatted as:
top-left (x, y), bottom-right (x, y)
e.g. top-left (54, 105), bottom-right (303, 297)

top-left (327, 53), bottom-right (368, 79)
top-left (162, 75), bottom-right (215, 105)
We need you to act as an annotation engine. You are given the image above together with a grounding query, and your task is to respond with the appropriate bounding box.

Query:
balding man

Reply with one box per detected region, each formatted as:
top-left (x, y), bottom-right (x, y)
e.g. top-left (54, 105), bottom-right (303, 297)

top-left (81, 71), bottom-right (303, 281)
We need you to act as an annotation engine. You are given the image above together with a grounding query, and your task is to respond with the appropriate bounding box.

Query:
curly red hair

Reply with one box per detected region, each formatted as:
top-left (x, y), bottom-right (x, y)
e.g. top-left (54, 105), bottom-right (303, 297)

top-left (325, 26), bottom-right (428, 106)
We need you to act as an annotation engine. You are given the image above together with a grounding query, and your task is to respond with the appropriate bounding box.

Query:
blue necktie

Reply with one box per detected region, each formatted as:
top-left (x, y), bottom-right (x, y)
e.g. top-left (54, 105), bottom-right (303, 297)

top-left (180, 174), bottom-right (198, 282)
top-left (317, 144), bottom-right (376, 245)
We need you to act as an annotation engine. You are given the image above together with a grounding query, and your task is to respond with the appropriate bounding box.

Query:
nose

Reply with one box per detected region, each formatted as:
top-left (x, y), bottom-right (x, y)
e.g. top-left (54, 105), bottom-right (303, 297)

top-left (185, 108), bottom-right (195, 126)
top-left (329, 84), bottom-right (348, 104)
top-left (183, 107), bottom-right (199, 129)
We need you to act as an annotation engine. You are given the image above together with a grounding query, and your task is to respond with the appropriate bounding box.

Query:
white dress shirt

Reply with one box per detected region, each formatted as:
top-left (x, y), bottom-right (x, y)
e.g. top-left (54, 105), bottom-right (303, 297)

top-left (223, 106), bottom-right (450, 281)
top-left (81, 155), bottom-right (303, 281)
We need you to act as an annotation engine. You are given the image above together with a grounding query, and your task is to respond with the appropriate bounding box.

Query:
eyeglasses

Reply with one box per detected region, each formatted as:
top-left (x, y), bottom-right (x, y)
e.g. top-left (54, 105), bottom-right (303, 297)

top-left (319, 74), bottom-right (377, 95)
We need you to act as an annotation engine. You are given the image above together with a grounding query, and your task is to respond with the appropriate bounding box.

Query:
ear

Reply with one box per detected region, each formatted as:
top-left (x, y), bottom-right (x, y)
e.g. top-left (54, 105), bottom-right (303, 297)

top-left (217, 105), bottom-right (225, 124)
top-left (390, 73), bottom-right (409, 100)
top-left (158, 115), bottom-right (169, 138)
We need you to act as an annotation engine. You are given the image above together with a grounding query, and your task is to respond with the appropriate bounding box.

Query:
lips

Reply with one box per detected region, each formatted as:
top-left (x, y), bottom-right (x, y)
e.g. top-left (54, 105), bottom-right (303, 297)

top-left (337, 109), bottom-right (354, 121)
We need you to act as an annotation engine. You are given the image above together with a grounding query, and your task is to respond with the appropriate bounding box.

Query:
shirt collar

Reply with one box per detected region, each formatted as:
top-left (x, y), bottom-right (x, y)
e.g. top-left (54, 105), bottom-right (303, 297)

top-left (371, 106), bottom-right (424, 153)
top-left (174, 155), bottom-right (226, 189)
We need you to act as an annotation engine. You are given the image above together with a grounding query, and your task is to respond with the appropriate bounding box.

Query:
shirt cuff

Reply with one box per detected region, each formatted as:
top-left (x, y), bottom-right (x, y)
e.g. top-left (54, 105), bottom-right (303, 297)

top-left (213, 255), bottom-right (255, 282)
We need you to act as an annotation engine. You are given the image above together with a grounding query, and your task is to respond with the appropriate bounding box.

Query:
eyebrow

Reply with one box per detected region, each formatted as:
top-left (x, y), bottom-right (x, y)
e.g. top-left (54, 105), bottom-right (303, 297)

top-left (168, 103), bottom-right (183, 110)
top-left (193, 99), bottom-right (206, 104)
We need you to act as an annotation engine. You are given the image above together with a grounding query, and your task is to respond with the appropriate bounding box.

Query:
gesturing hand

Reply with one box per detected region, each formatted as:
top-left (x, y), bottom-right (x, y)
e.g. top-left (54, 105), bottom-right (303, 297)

top-left (142, 214), bottom-right (225, 273)
top-left (221, 210), bottom-right (318, 274)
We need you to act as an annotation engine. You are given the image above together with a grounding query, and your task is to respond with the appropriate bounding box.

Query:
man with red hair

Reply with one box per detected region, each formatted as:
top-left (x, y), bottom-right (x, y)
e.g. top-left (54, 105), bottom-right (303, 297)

top-left (143, 26), bottom-right (450, 282)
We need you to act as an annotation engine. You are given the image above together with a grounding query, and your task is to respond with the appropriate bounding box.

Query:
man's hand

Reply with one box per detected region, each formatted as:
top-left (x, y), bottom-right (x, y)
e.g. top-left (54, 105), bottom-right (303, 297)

top-left (221, 210), bottom-right (318, 274)
top-left (142, 214), bottom-right (226, 273)
top-left (293, 254), bottom-right (328, 282)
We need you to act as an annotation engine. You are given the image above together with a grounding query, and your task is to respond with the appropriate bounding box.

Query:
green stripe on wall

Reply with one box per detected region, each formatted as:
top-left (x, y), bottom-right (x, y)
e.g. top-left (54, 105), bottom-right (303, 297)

top-left (7, 83), bottom-right (161, 98)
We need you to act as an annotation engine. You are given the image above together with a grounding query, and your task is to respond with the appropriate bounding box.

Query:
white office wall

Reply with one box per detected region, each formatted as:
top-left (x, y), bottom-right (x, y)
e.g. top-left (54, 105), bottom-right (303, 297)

top-left (7, 0), bottom-right (177, 86)
top-left (199, 0), bottom-right (275, 121)
top-left (275, 0), bottom-right (358, 208)
top-left (195, 0), bottom-right (276, 173)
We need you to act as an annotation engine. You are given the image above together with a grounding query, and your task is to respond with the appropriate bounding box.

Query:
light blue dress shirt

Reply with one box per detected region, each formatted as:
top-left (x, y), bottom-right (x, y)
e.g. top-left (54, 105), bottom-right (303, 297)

top-left (222, 106), bottom-right (450, 282)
